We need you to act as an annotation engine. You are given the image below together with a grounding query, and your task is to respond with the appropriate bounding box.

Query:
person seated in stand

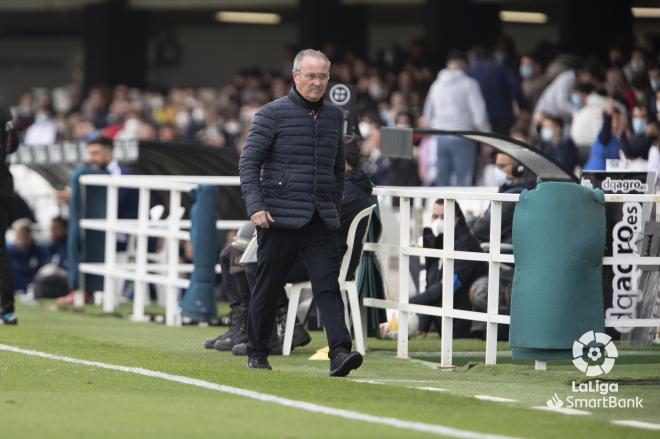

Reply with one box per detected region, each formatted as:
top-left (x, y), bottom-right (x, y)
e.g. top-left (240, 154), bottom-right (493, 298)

top-left (471, 152), bottom-right (536, 244)
top-left (411, 200), bottom-right (487, 338)
top-left (537, 115), bottom-right (577, 173)
top-left (32, 216), bottom-right (70, 299)
top-left (46, 216), bottom-right (68, 269)
top-left (583, 101), bottom-right (627, 171)
top-left (7, 219), bottom-right (47, 295)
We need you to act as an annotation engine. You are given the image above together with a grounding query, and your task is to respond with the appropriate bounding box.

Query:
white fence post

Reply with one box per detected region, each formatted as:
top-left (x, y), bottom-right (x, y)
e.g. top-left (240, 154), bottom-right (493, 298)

top-left (165, 189), bottom-right (182, 326)
top-left (440, 199), bottom-right (455, 368)
top-left (485, 200), bottom-right (502, 365)
top-left (74, 184), bottom-right (87, 309)
top-left (132, 187), bottom-right (150, 322)
top-left (397, 196), bottom-right (411, 358)
top-left (102, 182), bottom-right (118, 313)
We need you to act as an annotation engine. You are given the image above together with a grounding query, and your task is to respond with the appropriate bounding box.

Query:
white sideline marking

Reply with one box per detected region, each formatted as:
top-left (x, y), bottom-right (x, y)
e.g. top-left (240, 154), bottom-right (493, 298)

top-left (352, 379), bottom-right (436, 384)
top-left (474, 395), bottom-right (517, 403)
top-left (0, 344), bottom-right (517, 439)
top-left (611, 420), bottom-right (660, 430)
top-left (532, 406), bottom-right (591, 416)
top-left (415, 386), bottom-right (448, 392)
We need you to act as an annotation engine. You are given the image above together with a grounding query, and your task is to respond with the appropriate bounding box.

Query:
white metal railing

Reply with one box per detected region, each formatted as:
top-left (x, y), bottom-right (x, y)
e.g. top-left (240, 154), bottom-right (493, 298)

top-left (77, 175), bottom-right (244, 326)
top-left (362, 186), bottom-right (660, 368)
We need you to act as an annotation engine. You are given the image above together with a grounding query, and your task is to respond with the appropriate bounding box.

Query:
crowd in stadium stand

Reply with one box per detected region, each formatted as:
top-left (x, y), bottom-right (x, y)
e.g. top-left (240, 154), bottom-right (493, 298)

top-left (6, 36), bottom-right (660, 326)
top-left (13, 35), bottom-right (660, 185)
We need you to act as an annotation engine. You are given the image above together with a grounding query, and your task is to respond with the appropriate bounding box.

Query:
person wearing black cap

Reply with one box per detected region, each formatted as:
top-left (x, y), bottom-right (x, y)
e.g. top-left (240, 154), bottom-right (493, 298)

top-left (0, 105), bottom-right (20, 324)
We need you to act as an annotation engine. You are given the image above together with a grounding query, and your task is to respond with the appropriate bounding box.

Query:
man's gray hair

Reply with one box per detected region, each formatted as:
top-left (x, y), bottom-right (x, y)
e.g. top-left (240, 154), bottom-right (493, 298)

top-left (293, 49), bottom-right (331, 71)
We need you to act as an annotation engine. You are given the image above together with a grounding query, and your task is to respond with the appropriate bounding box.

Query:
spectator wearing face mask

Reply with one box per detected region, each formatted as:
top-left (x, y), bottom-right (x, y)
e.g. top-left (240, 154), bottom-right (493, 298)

top-left (570, 83), bottom-right (608, 164)
top-left (620, 105), bottom-right (657, 162)
top-left (538, 115), bottom-right (577, 172)
top-left (411, 199), bottom-right (486, 338)
top-left (23, 103), bottom-right (58, 146)
top-left (583, 101), bottom-right (628, 171)
top-left (519, 52), bottom-right (545, 111)
top-left (646, 120), bottom-right (660, 181)
top-left (471, 153), bottom-right (536, 244)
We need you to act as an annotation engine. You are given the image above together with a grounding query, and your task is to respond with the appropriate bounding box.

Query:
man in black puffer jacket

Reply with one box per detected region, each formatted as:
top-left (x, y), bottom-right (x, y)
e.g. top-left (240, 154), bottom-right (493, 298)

top-left (239, 49), bottom-right (362, 376)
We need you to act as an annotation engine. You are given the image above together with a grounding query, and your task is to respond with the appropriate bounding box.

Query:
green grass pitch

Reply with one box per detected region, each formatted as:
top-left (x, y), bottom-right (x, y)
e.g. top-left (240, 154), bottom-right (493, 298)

top-left (1, 303), bottom-right (659, 438)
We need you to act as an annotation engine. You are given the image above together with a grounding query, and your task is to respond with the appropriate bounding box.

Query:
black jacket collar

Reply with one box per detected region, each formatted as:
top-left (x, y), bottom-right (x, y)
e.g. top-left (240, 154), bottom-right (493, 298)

top-left (289, 87), bottom-right (324, 111)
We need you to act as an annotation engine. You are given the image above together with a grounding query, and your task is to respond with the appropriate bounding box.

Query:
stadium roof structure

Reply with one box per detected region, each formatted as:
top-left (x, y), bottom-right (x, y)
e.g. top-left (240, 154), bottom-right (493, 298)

top-left (381, 126), bottom-right (579, 183)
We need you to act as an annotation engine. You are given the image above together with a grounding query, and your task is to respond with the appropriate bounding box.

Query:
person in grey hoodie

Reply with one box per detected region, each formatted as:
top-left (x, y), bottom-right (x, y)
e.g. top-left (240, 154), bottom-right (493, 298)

top-left (422, 50), bottom-right (490, 186)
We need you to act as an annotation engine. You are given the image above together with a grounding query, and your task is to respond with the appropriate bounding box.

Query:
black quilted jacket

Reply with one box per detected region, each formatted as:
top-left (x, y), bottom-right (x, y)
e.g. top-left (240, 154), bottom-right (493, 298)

top-left (239, 89), bottom-right (345, 230)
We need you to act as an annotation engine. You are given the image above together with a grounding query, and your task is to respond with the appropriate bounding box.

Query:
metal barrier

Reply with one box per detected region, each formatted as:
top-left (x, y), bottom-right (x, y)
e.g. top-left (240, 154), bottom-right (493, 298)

top-left (362, 186), bottom-right (660, 367)
top-left (77, 175), bottom-right (243, 326)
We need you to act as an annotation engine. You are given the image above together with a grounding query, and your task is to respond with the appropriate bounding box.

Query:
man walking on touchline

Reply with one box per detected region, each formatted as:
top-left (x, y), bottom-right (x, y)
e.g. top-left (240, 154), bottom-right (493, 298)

top-left (239, 49), bottom-right (362, 376)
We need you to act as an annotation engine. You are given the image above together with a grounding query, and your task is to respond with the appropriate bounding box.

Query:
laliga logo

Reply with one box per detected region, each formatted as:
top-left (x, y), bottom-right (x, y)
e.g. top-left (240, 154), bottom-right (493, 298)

top-left (572, 330), bottom-right (618, 377)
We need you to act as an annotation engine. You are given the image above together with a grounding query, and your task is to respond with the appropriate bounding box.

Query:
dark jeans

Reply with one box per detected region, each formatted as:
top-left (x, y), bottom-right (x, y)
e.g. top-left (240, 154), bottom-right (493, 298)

top-left (0, 195), bottom-right (14, 313)
top-left (247, 212), bottom-right (352, 359)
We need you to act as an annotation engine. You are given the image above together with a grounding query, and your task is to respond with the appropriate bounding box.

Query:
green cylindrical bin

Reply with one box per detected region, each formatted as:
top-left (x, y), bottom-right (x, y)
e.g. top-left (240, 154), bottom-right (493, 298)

top-left (509, 181), bottom-right (606, 361)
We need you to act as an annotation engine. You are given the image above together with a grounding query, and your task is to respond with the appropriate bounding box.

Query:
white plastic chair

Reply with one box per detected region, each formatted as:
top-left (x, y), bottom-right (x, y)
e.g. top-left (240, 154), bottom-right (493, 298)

top-left (282, 204), bottom-right (377, 356)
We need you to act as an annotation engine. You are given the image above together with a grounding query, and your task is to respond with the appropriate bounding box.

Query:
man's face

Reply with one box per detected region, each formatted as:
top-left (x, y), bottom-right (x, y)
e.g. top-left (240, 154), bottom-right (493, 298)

top-left (431, 203), bottom-right (444, 221)
top-left (87, 143), bottom-right (113, 169)
top-left (51, 221), bottom-right (66, 242)
top-left (495, 154), bottom-right (516, 180)
top-left (15, 227), bottom-right (31, 249)
top-left (292, 56), bottom-right (330, 102)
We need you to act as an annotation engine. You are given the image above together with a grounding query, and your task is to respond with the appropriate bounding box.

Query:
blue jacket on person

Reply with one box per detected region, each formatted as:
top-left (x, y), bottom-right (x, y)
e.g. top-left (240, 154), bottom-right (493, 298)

top-left (116, 162), bottom-right (139, 219)
top-left (468, 56), bottom-right (524, 134)
top-left (8, 242), bottom-right (47, 293)
top-left (47, 239), bottom-right (68, 269)
top-left (239, 89), bottom-right (345, 230)
top-left (583, 115), bottom-right (622, 171)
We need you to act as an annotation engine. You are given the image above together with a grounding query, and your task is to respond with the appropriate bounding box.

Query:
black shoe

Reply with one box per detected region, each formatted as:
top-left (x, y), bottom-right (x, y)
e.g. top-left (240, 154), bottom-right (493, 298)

top-left (232, 341), bottom-right (283, 356)
top-left (233, 321), bottom-right (282, 356)
top-left (292, 322), bottom-right (311, 348)
top-left (204, 333), bottom-right (228, 349)
top-left (330, 351), bottom-right (363, 377)
top-left (214, 329), bottom-right (248, 351)
top-left (247, 356), bottom-right (271, 370)
top-left (212, 306), bottom-right (248, 351)
top-left (0, 311), bottom-right (17, 326)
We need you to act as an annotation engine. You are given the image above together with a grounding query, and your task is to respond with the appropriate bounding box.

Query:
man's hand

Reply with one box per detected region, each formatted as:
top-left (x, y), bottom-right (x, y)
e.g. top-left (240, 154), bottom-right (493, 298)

top-left (251, 210), bottom-right (275, 229)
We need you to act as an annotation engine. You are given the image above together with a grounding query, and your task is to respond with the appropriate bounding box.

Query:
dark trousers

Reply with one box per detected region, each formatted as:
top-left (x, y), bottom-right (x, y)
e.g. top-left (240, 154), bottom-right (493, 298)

top-left (0, 195), bottom-right (14, 313)
top-left (410, 282), bottom-right (473, 338)
top-left (247, 212), bottom-right (352, 359)
top-left (219, 244), bottom-right (251, 308)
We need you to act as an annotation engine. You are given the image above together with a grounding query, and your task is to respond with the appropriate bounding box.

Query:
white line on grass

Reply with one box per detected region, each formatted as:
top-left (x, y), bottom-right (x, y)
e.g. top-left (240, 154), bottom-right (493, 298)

top-left (352, 379), bottom-right (437, 384)
top-left (611, 420), bottom-right (660, 430)
top-left (0, 344), bottom-right (517, 439)
top-left (474, 395), bottom-right (517, 403)
top-left (414, 387), bottom-right (448, 392)
top-left (531, 406), bottom-right (591, 416)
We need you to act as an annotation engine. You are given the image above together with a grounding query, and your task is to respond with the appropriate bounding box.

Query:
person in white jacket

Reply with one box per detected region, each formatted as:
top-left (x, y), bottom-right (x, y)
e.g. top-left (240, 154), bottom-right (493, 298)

top-left (422, 50), bottom-right (490, 186)
top-left (570, 83), bottom-right (607, 164)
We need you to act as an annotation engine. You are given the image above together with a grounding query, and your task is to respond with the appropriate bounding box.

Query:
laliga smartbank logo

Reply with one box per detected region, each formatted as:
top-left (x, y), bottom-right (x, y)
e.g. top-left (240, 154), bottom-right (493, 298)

top-left (545, 331), bottom-right (644, 410)
top-left (572, 330), bottom-right (617, 377)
